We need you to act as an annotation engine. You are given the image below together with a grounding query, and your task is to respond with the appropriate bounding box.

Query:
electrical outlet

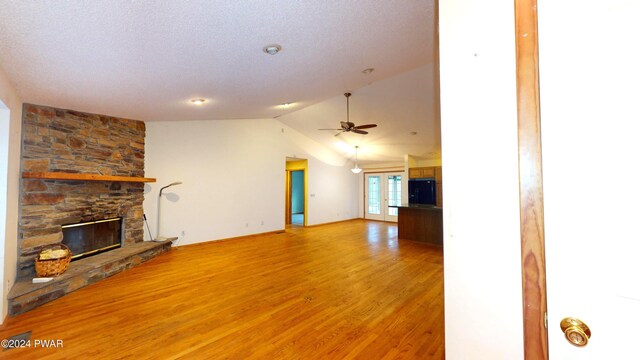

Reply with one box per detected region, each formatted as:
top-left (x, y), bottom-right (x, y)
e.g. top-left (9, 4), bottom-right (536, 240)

top-left (261, 220), bottom-right (264, 226)
top-left (180, 230), bottom-right (185, 237)
top-left (246, 223), bottom-right (249, 227)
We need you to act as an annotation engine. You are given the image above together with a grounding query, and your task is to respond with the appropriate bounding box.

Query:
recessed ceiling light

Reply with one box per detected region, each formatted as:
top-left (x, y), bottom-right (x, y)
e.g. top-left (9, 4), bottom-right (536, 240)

top-left (362, 68), bottom-right (375, 75)
top-left (191, 99), bottom-right (206, 105)
top-left (263, 44), bottom-right (282, 55)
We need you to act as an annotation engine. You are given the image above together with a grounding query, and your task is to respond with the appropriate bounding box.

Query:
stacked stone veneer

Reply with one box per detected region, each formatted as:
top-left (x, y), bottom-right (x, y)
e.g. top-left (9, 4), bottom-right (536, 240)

top-left (19, 104), bottom-right (147, 277)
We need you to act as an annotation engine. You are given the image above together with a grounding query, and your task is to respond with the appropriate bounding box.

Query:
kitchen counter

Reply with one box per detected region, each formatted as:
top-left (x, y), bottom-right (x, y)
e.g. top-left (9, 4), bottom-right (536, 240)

top-left (392, 204), bottom-right (443, 245)
top-left (391, 204), bottom-right (442, 211)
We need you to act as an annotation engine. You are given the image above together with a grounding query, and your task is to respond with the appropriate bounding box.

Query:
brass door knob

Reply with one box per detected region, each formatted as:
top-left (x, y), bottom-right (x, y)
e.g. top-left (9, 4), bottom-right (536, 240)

top-left (560, 317), bottom-right (591, 347)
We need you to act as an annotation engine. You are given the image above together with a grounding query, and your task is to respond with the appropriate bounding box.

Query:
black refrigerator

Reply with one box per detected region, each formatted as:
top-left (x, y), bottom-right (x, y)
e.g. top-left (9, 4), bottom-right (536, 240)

top-left (408, 179), bottom-right (437, 205)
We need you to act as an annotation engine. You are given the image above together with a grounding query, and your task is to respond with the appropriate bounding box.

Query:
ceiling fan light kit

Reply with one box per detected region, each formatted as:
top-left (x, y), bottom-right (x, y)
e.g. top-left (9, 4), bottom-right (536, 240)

top-left (317, 92), bottom-right (378, 136)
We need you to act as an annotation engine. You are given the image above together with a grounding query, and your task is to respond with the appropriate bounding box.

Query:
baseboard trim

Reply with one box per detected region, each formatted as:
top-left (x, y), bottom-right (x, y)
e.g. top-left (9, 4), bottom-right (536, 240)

top-left (360, 218), bottom-right (398, 224)
top-left (176, 218), bottom-right (369, 248)
top-left (304, 218), bottom-right (362, 228)
top-left (176, 229), bottom-right (286, 249)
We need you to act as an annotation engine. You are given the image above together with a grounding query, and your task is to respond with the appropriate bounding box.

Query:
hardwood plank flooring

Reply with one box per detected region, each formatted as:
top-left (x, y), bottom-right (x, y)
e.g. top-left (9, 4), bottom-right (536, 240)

top-left (0, 220), bottom-right (444, 359)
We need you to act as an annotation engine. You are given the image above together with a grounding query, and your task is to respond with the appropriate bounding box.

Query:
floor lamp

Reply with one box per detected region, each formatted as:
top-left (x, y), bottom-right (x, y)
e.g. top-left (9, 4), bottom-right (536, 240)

top-left (153, 181), bottom-right (182, 242)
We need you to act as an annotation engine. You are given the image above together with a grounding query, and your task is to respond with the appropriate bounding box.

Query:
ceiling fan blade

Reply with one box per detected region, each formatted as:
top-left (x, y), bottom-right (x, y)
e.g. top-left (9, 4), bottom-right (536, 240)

top-left (334, 131), bottom-right (343, 137)
top-left (318, 128), bottom-right (343, 131)
top-left (351, 129), bottom-right (368, 135)
top-left (353, 124), bottom-right (377, 129)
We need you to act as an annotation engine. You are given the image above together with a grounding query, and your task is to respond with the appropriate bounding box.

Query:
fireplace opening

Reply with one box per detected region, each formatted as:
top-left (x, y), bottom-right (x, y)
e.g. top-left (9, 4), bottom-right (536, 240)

top-left (62, 218), bottom-right (122, 260)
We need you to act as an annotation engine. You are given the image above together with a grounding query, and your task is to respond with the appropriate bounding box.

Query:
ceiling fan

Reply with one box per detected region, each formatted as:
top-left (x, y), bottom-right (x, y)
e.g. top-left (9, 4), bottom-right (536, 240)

top-left (318, 93), bottom-right (377, 136)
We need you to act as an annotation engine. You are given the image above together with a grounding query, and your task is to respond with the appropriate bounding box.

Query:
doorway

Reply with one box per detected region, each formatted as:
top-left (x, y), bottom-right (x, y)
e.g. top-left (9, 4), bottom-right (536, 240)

top-left (364, 172), bottom-right (402, 222)
top-left (290, 170), bottom-right (304, 225)
top-left (285, 159), bottom-right (307, 226)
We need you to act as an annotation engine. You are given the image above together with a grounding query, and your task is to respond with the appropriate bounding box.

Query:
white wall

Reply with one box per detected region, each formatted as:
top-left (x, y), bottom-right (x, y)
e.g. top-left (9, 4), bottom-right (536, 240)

top-left (0, 66), bottom-right (22, 323)
top-left (144, 119), bottom-right (358, 246)
top-left (440, 0), bottom-right (524, 359)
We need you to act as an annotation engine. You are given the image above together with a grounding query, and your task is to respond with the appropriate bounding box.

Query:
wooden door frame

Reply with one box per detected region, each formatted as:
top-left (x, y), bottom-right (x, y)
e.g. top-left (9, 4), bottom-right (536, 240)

top-left (515, 0), bottom-right (548, 358)
top-left (285, 159), bottom-right (308, 226)
top-left (285, 170), bottom-right (292, 225)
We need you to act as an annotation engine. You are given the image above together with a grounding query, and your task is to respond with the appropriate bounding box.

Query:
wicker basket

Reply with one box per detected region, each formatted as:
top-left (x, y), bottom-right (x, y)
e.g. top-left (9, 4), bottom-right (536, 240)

top-left (35, 243), bottom-right (72, 277)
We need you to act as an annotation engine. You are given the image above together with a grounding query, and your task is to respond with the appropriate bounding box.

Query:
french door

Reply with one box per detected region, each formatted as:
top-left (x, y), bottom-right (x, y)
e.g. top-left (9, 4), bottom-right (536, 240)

top-left (364, 172), bottom-right (402, 222)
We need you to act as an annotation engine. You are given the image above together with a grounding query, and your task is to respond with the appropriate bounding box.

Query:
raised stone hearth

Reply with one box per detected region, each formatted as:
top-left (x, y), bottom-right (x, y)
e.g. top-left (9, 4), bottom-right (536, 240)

top-left (8, 240), bottom-right (171, 315)
top-left (12, 104), bottom-right (162, 314)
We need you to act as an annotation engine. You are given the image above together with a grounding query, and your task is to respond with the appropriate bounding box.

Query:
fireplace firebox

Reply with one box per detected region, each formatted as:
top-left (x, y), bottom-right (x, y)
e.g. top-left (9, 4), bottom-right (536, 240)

top-left (62, 218), bottom-right (123, 260)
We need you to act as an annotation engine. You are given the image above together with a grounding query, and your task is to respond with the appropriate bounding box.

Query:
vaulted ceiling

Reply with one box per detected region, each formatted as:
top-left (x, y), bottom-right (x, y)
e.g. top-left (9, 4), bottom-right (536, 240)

top-left (278, 65), bottom-right (440, 163)
top-left (0, 0), bottom-right (438, 163)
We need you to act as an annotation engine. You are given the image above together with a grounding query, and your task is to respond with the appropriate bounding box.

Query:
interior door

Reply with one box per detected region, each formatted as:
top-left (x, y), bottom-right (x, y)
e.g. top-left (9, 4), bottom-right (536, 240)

top-left (539, 1), bottom-right (640, 358)
top-left (365, 172), bottom-right (402, 222)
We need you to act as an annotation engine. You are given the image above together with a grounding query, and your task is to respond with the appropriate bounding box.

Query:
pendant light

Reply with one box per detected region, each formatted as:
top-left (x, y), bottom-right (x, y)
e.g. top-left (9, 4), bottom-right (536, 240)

top-left (351, 146), bottom-right (363, 174)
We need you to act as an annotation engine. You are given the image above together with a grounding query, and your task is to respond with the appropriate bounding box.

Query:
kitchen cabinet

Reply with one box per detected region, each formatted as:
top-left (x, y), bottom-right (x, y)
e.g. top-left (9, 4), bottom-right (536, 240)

top-left (408, 167), bottom-right (436, 179)
top-left (436, 183), bottom-right (443, 208)
top-left (435, 166), bottom-right (443, 207)
top-left (409, 168), bottom-right (423, 178)
top-left (395, 205), bottom-right (443, 245)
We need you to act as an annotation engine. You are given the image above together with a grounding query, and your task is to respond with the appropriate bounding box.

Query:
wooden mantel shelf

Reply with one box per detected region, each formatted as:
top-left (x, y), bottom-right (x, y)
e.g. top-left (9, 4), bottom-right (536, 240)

top-left (22, 172), bottom-right (156, 183)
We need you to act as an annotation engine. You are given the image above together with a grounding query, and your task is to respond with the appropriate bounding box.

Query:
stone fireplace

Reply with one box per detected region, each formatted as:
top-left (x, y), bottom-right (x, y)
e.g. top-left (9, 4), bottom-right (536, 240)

top-left (18, 104), bottom-right (146, 275)
top-left (9, 104), bottom-right (170, 315)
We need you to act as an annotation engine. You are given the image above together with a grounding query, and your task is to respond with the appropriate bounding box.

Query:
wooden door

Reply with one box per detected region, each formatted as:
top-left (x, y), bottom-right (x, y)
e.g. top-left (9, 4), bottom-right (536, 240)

top-left (539, 0), bottom-right (640, 357)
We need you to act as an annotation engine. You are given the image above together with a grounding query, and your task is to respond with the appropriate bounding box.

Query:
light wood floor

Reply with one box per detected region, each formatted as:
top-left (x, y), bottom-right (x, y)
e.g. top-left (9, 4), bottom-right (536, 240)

top-left (0, 219), bottom-right (444, 359)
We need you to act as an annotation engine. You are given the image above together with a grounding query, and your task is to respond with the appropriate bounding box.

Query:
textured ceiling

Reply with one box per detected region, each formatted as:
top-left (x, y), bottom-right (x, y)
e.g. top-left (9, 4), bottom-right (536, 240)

top-left (0, 0), bottom-right (435, 122)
